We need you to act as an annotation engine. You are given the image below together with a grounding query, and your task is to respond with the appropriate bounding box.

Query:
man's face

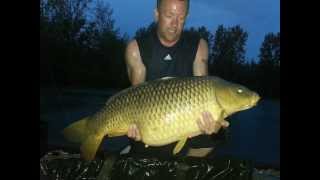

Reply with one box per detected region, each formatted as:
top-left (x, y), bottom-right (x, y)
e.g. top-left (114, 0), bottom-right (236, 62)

top-left (155, 0), bottom-right (188, 46)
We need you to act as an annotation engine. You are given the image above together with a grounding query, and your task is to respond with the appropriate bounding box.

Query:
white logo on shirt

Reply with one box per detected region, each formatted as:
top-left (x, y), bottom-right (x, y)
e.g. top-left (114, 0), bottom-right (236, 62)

top-left (163, 54), bottom-right (173, 61)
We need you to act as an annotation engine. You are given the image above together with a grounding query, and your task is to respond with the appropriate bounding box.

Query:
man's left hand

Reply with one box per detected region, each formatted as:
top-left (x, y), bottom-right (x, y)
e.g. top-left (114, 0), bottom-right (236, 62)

top-left (196, 111), bottom-right (229, 135)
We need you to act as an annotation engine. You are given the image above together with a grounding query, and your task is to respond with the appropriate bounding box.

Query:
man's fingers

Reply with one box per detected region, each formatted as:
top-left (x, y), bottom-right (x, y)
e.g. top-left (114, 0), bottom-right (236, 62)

top-left (127, 124), bottom-right (142, 141)
top-left (128, 124), bottom-right (136, 139)
top-left (133, 125), bottom-right (140, 141)
top-left (197, 118), bottom-right (205, 133)
top-left (133, 125), bottom-right (137, 138)
top-left (211, 121), bottom-right (221, 134)
top-left (203, 112), bottom-right (210, 122)
top-left (127, 125), bottom-right (132, 137)
top-left (135, 130), bottom-right (141, 141)
top-left (132, 124), bottom-right (141, 141)
top-left (203, 112), bottom-right (213, 134)
top-left (206, 112), bottom-right (214, 133)
top-left (221, 120), bottom-right (230, 128)
top-left (198, 112), bottom-right (230, 135)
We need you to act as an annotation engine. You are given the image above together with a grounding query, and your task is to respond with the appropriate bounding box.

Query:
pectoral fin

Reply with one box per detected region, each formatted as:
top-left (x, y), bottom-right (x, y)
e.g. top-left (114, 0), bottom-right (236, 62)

top-left (217, 110), bottom-right (225, 122)
top-left (173, 137), bottom-right (188, 155)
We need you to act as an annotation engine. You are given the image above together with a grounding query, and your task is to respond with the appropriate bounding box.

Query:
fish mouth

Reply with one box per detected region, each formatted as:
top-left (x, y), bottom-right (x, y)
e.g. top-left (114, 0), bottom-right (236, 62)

top-left (243, 94), bottom-right (260, 110)
top-left (252, 93), bottom-right (261, 106)
top-left (241, 104), bottom-right (252, 111)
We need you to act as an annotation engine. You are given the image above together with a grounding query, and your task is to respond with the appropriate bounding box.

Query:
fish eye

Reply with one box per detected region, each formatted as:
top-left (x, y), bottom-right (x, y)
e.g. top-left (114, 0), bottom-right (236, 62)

top-left (237, 88), bottom-right (243, 93)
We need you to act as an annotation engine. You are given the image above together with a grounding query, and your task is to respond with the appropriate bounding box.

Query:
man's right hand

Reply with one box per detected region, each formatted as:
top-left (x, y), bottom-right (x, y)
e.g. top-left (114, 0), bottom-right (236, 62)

top-left (127, 124), bottom-right (141, 141)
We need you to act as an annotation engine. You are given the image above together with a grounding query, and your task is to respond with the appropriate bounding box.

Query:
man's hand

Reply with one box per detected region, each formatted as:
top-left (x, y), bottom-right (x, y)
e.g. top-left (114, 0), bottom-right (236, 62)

top-left (127, 124), bottom-right (141, 141)
top-left (196, 111), bottom-right (229, 135)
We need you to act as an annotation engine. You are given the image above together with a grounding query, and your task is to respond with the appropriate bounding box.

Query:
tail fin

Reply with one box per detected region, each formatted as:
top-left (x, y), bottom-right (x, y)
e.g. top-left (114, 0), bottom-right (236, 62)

top-left (62, 117), bottom-right (105, 161)
top-left (62, 117), bottom-right (90, 143)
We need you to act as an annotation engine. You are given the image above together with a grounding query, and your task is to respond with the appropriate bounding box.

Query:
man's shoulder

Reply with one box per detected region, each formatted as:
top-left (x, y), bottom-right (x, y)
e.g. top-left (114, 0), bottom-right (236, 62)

top-left (126, 39), bottom-right (140, 57)
top-left (126, 30), bottom-right (154, 58)
top-left (126, 39), bottom-right (138, 49)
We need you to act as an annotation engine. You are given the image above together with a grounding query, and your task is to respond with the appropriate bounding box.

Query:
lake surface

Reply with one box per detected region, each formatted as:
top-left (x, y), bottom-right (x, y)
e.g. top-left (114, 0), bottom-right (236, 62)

top-left (40, 87), bottom-right (280, 168)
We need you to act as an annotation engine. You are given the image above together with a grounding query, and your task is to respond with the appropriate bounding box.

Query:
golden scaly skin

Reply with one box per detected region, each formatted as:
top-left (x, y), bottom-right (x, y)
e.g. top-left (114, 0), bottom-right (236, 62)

top-left (63, 76), bottom-right (260, 160)
top-left (91, 76), bottom-right (259, 146)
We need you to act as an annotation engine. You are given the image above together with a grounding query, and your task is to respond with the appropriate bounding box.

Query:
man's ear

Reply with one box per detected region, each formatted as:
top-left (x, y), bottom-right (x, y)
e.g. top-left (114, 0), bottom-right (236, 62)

top-left (154, 8), bottom-right (159, 22)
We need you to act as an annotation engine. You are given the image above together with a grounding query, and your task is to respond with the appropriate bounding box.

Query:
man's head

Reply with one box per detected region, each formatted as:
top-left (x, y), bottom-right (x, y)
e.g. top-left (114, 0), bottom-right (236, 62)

top-left (157, 0), bottom-right (189, 14)
top-left (155, 0), bottom-right (189, 46)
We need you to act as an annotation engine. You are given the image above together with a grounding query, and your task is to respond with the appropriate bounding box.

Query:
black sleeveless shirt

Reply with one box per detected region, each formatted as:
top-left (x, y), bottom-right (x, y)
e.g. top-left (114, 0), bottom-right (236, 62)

top-left (136, 28), bottom-right (200, 81)
top-left (130, 29), bottom-right (224, 158)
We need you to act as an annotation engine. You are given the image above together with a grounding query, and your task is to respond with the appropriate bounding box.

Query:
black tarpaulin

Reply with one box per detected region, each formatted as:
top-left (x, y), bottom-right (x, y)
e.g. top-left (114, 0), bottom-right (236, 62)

top-left (40, 150), bottom-right (255, 180)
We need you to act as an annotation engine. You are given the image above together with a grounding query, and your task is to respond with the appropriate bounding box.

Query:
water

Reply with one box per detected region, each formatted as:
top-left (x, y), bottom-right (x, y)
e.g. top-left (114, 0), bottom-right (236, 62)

top-left (40, 88), bottom-right (130, 150)
top-left (215, 99), bottom-right (280, 168)
top-left (40, 88), bottom-right (280, 167)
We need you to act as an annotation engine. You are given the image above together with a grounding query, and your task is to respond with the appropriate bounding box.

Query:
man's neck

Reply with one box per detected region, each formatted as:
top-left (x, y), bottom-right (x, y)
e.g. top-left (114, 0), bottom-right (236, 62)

top-left (156, 31), bottom-right (180, 47)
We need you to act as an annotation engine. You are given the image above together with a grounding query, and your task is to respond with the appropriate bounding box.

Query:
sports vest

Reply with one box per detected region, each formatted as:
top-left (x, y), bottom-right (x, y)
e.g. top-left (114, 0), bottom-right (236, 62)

top-left (136, 28), bottom-right (200, 81)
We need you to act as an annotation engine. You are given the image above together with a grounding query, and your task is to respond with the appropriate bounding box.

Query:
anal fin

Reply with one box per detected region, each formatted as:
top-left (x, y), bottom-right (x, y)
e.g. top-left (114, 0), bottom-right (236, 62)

top-left (173, 137), bottom-right (188, 155)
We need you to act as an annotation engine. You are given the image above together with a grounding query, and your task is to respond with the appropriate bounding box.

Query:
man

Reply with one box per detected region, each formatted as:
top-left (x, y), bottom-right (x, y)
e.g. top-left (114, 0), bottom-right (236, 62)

top-left (124, 0), bottom-right (229, 158)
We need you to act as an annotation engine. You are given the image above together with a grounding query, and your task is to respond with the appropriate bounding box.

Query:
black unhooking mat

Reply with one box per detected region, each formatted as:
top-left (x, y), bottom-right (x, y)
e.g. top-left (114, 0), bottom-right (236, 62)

top-left (40, 150), bottom-right (254, 180)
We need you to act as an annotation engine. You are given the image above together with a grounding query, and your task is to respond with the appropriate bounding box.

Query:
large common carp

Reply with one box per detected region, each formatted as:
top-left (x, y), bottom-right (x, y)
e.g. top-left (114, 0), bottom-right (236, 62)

top-left (62, 76), bottom-right (260, 160)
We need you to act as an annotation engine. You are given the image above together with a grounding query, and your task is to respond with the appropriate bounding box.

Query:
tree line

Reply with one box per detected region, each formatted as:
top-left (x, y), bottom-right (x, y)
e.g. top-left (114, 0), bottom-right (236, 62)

top-left (40, 0), bottom-right (279, 99)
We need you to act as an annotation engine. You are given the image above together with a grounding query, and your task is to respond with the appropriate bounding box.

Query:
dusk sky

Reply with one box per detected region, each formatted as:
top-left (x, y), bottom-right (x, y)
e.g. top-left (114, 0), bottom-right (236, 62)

top-left (103, 0), bottom-right (280, 61)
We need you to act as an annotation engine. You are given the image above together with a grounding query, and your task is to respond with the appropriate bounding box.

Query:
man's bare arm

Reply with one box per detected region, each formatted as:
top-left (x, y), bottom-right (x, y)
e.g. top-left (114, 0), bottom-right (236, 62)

top-left (193, 39), bottom-right (230, 135)
top-left (193, 38), bottom-right (209, 76)
top-left (125, 40), bottom-right (146, 86)
top-left (125, 39), bottom-right (146, 141)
